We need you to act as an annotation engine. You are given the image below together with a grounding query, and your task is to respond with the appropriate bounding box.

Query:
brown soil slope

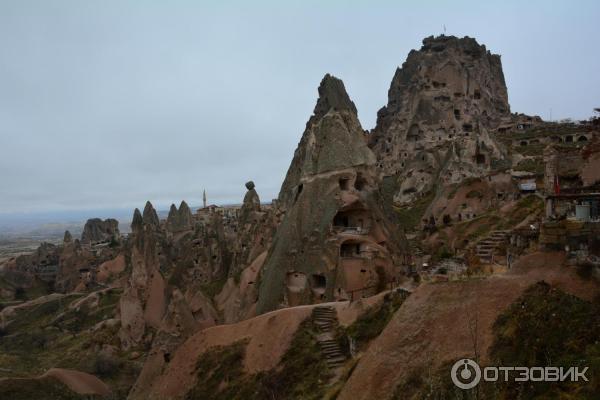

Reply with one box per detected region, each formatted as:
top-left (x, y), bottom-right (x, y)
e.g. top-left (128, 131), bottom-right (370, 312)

top-left (338, 251), bottom-right (599, 400)
top-left (0, 368), bottom-right (110, 398)
top-left (43, 368), bottom-right (111, 396)
top-left (144, 304), bottom-right (313, 399)
top-left (142, 295), bottom-right (388, 400)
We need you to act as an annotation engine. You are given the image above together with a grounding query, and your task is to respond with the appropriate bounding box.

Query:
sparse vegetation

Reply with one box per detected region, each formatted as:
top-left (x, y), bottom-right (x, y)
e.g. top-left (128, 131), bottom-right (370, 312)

top-left (0, 376), bottom-right (90, 400)
top-left (391, 283), bottom-right (600, 399)
top-left (490, 282), bottom-right (600, 398)
top-left (0, 293), bottom-right (138, 398)
top-left (185, 318), bottom-right (331, 400)
top-left (395, 190), bottom-right (435, 232)
top-left (341, 289), bottom-right (410, 351)
top-left (515, 158), bottom-right (544, 174)
top-left (200, 277), bottom-right (228, 299)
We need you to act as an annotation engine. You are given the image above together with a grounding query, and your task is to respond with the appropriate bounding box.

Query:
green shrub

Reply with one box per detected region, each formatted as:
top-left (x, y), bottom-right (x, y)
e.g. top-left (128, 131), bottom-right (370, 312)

top-left (185, 318), bottom-right (331, 400)
top-left (490, 282), bottom-right (600, 398)
top-left (343, 290), bottom-right (410, 351)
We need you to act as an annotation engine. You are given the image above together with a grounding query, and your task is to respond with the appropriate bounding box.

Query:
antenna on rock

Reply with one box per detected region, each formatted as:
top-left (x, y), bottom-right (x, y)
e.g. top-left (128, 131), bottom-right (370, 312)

top-left (443, 24), bottom-right (446, 35)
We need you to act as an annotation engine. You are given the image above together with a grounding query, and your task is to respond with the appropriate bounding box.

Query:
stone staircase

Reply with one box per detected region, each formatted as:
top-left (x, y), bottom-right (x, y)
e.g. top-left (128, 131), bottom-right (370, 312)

top-left (313, 306), bottom-right (346, 369)
top-left (476, 230), bottom-right (510, 263)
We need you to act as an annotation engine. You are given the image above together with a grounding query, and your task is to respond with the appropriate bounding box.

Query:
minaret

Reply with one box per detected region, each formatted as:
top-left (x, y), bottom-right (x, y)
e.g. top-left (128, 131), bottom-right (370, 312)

top-left (203, 189), bottom-right (207, 209)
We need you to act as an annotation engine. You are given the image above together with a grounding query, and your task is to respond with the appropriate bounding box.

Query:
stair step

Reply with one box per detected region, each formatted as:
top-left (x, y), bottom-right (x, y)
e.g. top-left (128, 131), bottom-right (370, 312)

top-left (314, 316), bottom-right (335, 321)
top-left (318, 340), bottom-right (338, 345)
top-left (326, 356), bottom-right (347, 363)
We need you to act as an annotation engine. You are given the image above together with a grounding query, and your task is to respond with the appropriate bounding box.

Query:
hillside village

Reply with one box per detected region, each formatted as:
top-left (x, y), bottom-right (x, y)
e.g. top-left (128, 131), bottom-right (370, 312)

top-left (1, 35), bottom-right (599, 399)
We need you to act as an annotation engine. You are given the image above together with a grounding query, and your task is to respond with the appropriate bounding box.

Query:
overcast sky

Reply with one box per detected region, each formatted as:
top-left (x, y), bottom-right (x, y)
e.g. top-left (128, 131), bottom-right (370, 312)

top-left (1, 0), bottom-right (599, 215)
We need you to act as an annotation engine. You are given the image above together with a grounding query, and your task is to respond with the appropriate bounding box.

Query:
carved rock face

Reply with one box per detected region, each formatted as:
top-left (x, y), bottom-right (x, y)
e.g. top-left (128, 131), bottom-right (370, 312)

top-left (257, 74), bottom-right (408, 314)
top-left (369, 35), bottom-right (511, 204)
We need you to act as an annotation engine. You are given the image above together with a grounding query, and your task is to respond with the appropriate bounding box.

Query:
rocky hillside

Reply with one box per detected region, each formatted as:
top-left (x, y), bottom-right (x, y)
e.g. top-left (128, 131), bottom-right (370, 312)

top-left (1, 34), bottom-right (599, 399)
top-left (370, 35), bottom-right (511, 205)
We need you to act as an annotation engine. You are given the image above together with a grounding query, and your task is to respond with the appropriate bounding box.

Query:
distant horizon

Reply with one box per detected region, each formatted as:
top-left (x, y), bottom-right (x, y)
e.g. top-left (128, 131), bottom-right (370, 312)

top-left (0, 200), bottom-right (286, 232)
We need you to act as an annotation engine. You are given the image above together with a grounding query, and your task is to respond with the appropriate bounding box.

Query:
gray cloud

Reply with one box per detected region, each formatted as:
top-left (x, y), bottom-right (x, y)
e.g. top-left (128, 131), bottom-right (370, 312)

top-left (1, 0), bottom-right (599, 213)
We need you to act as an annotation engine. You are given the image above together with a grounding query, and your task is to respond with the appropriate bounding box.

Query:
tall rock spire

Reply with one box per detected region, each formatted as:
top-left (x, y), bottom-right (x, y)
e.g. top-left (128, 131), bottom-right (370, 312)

top-left (277, 74), bottom-right (373, 211)
top-left (142, 201), bottom-right (159, 227)
top-left (257, 74), bottom-right (408, 314)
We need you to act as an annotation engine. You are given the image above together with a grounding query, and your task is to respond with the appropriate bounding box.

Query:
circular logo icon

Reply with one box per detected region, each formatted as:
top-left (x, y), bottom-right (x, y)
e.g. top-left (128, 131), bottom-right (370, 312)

top-left (451, 358), bottom-right (481, 389)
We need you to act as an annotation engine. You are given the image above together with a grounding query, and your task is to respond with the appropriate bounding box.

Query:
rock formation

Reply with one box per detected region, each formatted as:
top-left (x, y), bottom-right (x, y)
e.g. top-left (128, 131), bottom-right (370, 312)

top-left (63, 230), bottom-right (72, 243)
top-left (166, 200), bottom-right (193, 233)
top-left (142, 201), bottom-right (160, 228)
top-left (81, 218), bottom-right (119, 243)
top-left (217, 183), bottom-right (280, 322)
top-left (242, 181), bottom-right (260, 211)
top-left (369, 35), bottom-right (511, 204)
top-left (257, 74), bottom-right (409, 314)
top-left (119, 202), bottom-right (167, 349)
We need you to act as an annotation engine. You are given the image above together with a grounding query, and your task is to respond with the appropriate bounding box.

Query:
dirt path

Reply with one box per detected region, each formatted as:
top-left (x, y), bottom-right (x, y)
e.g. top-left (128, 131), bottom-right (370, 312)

top-left (43, 368), bottom-right (110, 396)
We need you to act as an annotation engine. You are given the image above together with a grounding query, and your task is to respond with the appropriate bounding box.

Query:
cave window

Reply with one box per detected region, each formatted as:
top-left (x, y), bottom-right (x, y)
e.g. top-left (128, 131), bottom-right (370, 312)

top-left (565, 136), bottom-right (573, 143)
top-left (339, 177), bottom-right (350, 190)
top-left (463, 123), bottom-right (473, 132)
top-left (454, 109), bottom-right (461, 120)
top-left (474, 89), bottom-right (481, 99)
top-left (340, 242), bottom-right (360, 257)
top-left (163, 353), bottom-right (171, 363)
top-left (578, 136), bottom-right (588, 142)
top-left (354, 173), bottom-right (367, 191)
top-left (294, 184), bottom-right (303, 202)
top-left (520, 141), bottom-right (528, 146)
top-left (333, 214), bottom-right (349, 227)
top-left (476, 154), bottom-right (486, 164)
top-left (310, 274), bottom-right (326, 290)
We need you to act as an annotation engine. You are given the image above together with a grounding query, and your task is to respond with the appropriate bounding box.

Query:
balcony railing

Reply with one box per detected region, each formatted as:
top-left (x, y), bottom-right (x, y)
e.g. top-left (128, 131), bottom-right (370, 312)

top-left (333, 226), bottom-right (370, 235)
